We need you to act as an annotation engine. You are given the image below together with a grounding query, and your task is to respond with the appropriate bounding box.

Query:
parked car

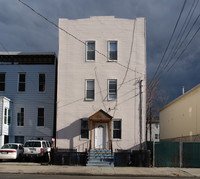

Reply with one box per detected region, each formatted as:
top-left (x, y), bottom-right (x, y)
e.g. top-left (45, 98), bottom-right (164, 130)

top-left (0, 143), bottom-right (23, 161)
top-left (23, 140), bottom-right (49, 161)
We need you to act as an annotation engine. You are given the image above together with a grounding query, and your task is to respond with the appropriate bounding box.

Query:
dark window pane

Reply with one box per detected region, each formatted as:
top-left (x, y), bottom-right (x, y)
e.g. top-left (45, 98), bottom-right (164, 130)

top-left (38, 108), bottom-right (44, 126)
top-left (87, 51), bottom-right (95, 60)
top-left (114, 121), bottom-right (121, 129)
top-left (0, 74), bottom-right (5, 81)
top-left (19, 74), bottom-right (26, 92)
top-left (19, 74), bottom-right (25, 82)
top-left (109, 51), bottom-right (117, 60)
top-left (109, 41), bottom-right (117, 60)
top-left (87, 90), bottom-right (94, 99)
top-left (87, 41), bottom-right (95, 61)
top-left (113, 120), bottom-right (121, 139)
top-left (39, 74), bottom-right (45, 92)
top-left (0, 73), bottom-right (5, 91)
top-left (86, 80), bottom-right (94, 100)
top-left (81, 130), bottom-right (89, 138)
top-left (113, 130), bottom-right (121, 139)
top-left (81, 120), bottom-right (89, 139)
top-left (109, 80), bottom-right (117, 99)
top-left (19, 83), bottom-right (25, 91)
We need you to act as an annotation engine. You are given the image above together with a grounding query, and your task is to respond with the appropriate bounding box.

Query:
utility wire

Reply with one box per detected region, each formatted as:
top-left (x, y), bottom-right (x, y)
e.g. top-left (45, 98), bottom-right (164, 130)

top-left (149, 0), bottom-right (200, 94)
top-left (151, 23), bottom-right (200, 91)
top-left (18, 0), bottom-right (144, 76)
top-left (155, 0), bottom-right (199, 79)
top-left (148, 0), bottom-right (187, 89)
top-left (162, 0), bottom-right (198, 72)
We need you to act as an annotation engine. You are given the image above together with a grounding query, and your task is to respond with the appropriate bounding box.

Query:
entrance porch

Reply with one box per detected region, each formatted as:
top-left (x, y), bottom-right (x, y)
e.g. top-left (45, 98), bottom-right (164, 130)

top-left (89, 109), bottom-right (113, 150)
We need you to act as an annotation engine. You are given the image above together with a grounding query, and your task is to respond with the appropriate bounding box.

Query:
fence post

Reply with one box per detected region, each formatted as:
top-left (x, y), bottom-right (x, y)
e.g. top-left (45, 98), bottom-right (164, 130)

top-left (179, 142), bottom-right (182, 168)
top-left (153, 141), bottom-right (155, 167)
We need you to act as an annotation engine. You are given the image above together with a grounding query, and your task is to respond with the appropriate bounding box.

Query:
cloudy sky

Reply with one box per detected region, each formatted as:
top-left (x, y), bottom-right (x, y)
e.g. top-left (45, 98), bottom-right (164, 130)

top-left (0, 0), bottom-right (200, 106)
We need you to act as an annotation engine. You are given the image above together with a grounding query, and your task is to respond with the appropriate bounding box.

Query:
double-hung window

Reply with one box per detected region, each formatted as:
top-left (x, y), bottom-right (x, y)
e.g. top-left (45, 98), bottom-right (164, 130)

top-left (108, 79), bottom-right (117, 100)
top-left (85, 80), bottom-right (95, 100)
top-left (86, 41), bottom-right (95, 61)
top-left (17, 108), bottom-right (24, 126)
top-left (108, 41), bottom-right (117, 61)
top-left (39, 73), bottom-right (45, 92)
top-left (38, 108), bottom-right (44, 126)
top-left (113, 120), bottom-right (121, 139)
top-left (4, 108), bottom-right (11, 125)
top-left (0, 73), bottom-right (5, 91)
top-left (18, 73), bottom-right (26, 92)
top-left (81, 119), bottom-right (89, 139)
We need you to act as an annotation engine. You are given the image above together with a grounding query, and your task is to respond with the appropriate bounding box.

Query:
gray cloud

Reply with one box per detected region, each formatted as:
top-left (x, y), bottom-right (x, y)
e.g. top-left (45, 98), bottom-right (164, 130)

top-left (0, 0), bottom-right (199, 106)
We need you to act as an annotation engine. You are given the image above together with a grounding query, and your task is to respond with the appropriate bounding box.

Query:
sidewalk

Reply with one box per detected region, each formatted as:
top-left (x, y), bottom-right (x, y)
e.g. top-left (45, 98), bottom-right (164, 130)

top-left (0, 162), bottom-right (200, 177)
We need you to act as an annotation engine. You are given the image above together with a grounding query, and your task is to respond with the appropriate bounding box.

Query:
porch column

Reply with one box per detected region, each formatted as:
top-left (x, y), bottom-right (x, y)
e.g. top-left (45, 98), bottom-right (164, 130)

top-left (109, 120), bottom-right (112, 150)
top-left (90, 120), bottom-right (93, 149)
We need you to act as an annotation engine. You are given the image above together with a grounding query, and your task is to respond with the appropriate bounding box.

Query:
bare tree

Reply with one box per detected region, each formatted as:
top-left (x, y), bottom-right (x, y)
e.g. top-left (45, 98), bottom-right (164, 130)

top-left (146, 80), bottom-right (168, 141)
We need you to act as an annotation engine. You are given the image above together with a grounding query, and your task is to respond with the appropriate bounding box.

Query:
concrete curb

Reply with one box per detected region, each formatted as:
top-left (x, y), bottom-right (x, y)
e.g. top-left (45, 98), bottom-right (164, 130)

top-left (0, 163), bottom-right (199, 177)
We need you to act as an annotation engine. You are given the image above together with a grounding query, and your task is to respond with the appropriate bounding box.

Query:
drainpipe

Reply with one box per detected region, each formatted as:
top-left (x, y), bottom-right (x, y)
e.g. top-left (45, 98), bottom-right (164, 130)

top-left (1, 98), bottom-right (4, 145)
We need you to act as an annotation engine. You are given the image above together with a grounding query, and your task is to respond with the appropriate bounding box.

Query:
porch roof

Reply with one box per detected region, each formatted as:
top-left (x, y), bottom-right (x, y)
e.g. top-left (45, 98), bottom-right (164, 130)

top-left (89, 109), bottom-right (113, 122)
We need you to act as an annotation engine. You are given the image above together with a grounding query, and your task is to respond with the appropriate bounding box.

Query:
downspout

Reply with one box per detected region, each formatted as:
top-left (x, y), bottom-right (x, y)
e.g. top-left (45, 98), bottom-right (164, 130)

top-left (53, 55), bottom-right (58, 148)
top-left (1, 98), bottom-right (4, 140)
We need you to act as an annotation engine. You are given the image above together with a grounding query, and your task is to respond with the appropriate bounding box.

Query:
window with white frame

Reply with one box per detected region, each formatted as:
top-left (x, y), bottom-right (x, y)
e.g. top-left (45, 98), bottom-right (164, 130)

top-left (18, 73), bottom-right (26, 92)
top-left (0, 73), bottom-right (5, 91)
top-left (113, 120), bottom-right (121, 139)
top-left (17, 108), bottom-right (24, 126)
top-left (37, 108), bottom-right (44, 126)
top-left (108, 79), bottom-right (117, 100)
top-left (108, 41), bottom-right (117, 61)
top-left (81, 119), bottom-right (89, 139)
top-left (85, 80), bottom-right (95, 100)
top-left (4, 108), bottom-right (11, 125)
top-left (86, 41), bottom-right (95, 61)
top-left (39, 73), bottom-right (45, 92)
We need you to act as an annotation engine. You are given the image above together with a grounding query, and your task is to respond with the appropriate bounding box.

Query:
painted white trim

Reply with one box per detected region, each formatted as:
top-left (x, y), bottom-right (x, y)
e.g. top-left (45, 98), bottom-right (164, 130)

top-left (112, 119), bottom-right (122, 140)
top-left (107, 79), bottom-right (117, 100)
top-left (107, 40), bottom-right (118, 61)
top-left (85, 79), bottom-right (95, 101)
top-left (85, 41), bottom-right (96, 62)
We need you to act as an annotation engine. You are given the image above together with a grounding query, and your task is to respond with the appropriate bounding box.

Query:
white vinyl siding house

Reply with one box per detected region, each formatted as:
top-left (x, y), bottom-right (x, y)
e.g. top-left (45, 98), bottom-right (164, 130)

top-left (0, 53), bottom-right (57, 146)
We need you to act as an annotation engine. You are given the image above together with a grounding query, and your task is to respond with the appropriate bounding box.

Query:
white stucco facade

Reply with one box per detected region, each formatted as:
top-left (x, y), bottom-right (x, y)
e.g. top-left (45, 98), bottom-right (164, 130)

top-left (0, 53), bottom-right (56, 146)
top-left (57, 16), bottom-right (146, 152)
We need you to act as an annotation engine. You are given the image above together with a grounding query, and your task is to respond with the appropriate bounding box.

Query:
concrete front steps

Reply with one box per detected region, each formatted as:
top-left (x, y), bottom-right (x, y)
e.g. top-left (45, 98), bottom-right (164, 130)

top-left (87, 149), bottom-right (114, 167)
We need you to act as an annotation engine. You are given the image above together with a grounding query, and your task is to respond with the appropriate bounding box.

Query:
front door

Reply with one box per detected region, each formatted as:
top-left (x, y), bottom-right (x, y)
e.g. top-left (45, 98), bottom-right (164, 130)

top-left (95, 124), bottom-right (106, 149)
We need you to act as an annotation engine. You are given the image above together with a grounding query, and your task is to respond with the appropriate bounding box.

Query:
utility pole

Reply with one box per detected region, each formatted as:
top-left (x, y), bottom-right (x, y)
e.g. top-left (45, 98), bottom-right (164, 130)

top-left (139, 80), bottom-right (143, 150)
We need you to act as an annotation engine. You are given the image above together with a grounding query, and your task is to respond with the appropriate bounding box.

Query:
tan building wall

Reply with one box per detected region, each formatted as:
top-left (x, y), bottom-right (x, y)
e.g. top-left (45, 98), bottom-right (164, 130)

top-left (160, 84), bottom-right (200, 141)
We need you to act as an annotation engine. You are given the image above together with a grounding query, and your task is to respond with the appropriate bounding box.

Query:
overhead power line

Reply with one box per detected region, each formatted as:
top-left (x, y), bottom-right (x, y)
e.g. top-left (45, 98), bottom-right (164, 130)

top-left (18, 0), bottom-right (144, 76)
top-left (149, 0), bottom-right (200, 92)
top-left (148, 0), bottom-right (187, 89)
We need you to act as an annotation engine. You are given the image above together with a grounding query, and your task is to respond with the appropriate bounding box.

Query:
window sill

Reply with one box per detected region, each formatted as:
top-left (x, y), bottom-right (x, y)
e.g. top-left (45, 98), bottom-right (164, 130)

top-left (107, 60), bottom-right (118, 62)
top-left (86, 60), bottom-right (95, 62)
top-left (112, 138), bottom-right (121, 141)
top-left (79, 138), bottom-right (89, 141)
top-left (84, 99), bottom-right (94, 101)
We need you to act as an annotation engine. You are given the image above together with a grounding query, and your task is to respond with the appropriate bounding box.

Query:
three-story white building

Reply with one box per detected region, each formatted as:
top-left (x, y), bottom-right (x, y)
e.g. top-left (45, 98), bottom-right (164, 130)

top-left (57, 16), bottom-right (146, 152)
top-left (0, 52), bottom-right (57, 146)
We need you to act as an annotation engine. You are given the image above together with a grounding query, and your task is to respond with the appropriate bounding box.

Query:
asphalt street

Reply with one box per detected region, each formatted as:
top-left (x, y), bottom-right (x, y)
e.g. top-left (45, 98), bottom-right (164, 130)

top-left (0, 174), bottom-right (196, 179)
